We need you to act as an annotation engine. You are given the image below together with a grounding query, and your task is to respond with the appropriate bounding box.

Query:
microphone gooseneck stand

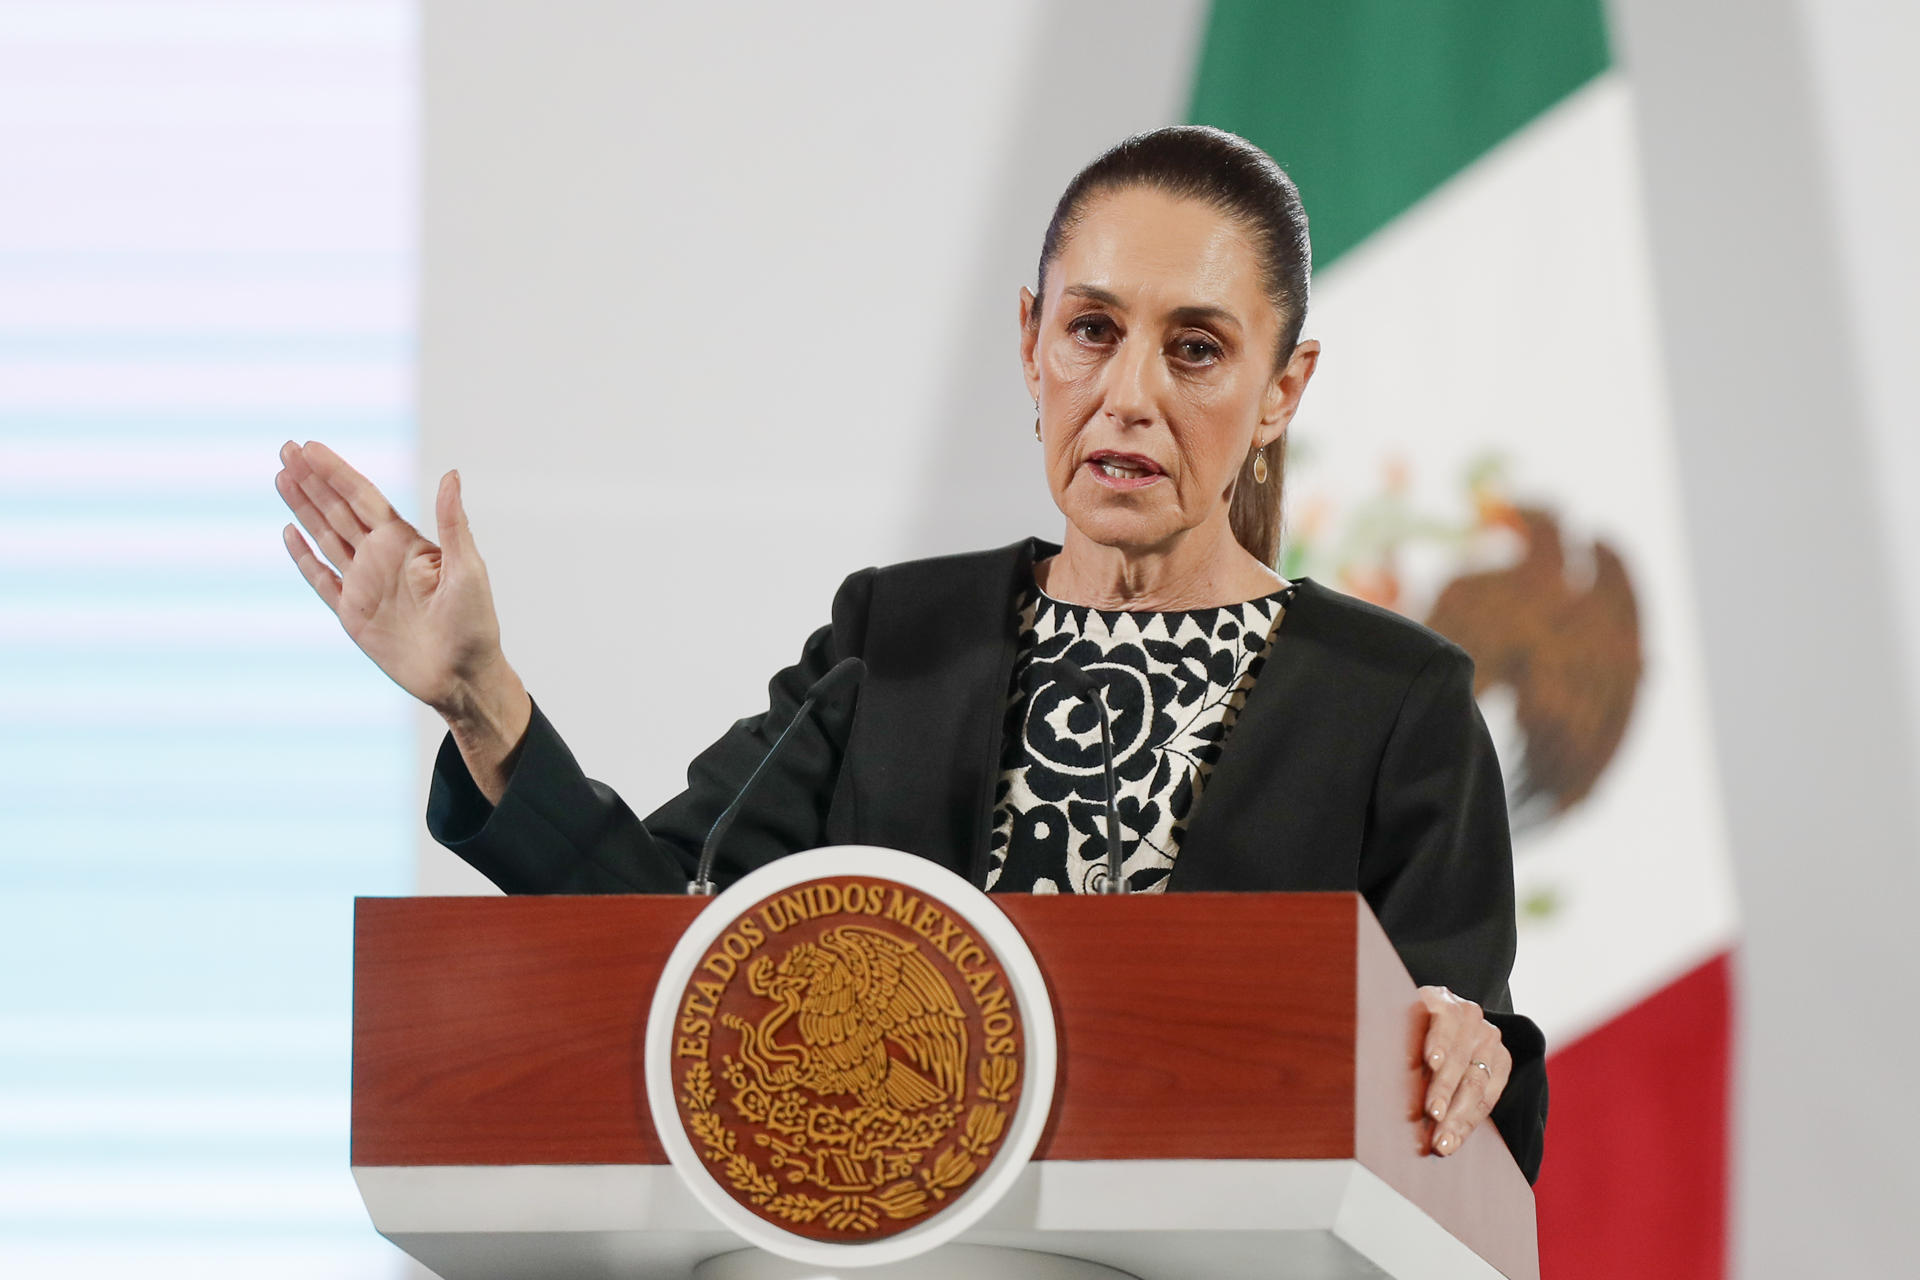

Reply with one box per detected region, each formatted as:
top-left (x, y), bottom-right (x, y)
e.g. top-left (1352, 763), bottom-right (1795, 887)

top-left (686, 656), bottom-right (867, 896)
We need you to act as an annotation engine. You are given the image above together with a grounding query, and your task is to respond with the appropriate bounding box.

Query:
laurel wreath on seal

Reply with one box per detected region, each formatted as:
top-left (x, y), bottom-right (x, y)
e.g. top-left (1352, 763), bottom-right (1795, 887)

top-left (679, 1053), bottom-right (1017, 1231)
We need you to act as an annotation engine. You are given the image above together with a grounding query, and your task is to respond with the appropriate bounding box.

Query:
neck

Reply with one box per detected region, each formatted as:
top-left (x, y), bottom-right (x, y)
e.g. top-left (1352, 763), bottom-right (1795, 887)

top-left (1040, 519), bottom-right (1284, 611)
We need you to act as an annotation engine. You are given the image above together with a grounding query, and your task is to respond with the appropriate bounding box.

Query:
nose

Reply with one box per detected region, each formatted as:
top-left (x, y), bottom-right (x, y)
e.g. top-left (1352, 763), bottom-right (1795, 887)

top-left (1100, 331), bottom-right (1162, 430)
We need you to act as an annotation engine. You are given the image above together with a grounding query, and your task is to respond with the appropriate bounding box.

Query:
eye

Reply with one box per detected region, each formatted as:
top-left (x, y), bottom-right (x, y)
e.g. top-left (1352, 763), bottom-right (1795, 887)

top-left (1173, 335), bottom-right (1223, 365)
top-left (1068, 315), bottom-right (1117, 344)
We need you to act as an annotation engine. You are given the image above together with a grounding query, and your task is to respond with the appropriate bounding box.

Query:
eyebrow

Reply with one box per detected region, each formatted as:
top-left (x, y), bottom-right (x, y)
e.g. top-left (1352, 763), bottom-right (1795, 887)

top-left (1061, 284), bottom-right (1242, 332)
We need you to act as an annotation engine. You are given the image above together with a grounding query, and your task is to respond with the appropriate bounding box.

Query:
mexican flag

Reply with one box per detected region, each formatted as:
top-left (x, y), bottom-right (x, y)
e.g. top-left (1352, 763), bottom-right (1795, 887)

top-left (1189, 3), bottom-right (1738, 1275)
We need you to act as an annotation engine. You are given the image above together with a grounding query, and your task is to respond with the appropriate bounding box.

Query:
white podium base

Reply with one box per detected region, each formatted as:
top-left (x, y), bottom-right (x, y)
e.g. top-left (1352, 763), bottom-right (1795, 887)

top-left (356, 1159), bottom-right (1502, 1280)
top-left (694, 1244), bottom-right (1138, 1280)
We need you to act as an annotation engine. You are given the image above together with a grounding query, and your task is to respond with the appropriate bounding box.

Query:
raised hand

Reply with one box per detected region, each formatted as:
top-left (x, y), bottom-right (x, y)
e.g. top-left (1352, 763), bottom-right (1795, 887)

top-left (275, 441), bottom-right (529, 798)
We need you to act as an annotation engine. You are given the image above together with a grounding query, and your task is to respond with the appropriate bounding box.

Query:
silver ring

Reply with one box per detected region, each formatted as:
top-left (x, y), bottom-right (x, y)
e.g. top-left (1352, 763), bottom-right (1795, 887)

top-left (1471, 1060), bottom-right (1493, 1077)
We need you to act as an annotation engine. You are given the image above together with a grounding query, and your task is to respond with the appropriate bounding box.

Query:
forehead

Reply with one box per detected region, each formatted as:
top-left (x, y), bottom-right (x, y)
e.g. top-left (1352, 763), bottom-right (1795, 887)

top-left (1052, 186), bottom-right (1272, 322)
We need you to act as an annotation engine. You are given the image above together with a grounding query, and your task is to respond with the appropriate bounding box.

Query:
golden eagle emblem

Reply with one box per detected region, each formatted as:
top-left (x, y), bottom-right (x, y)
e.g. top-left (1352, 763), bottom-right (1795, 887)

top-left (1425, 503), bottom-right (1642, 833)
top-left (671, 877), bottom-right (1024, 1241)
top-left (1291, 457), bottom-right (1644, 841)
top-left (729, 924), bottom-right (969, 1114)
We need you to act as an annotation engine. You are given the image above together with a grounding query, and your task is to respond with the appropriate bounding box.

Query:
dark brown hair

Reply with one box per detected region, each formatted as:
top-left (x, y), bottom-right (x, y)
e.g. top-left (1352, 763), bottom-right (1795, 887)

top-left (1032, 126), bottom-right (1311, 568)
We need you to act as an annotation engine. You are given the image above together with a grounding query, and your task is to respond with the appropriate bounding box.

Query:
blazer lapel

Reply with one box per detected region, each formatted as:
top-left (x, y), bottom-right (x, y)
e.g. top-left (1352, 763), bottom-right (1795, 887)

top-left (1168, 579), bottom-right (1369, 893)
top-left (846, 538), bottom-right (1045, 884)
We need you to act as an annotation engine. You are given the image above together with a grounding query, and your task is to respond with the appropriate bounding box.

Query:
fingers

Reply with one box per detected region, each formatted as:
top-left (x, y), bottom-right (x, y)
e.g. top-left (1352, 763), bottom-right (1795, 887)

top-left (1416, 985), bottom-right (1511, 1158)
top-left (1420, 988), bottom-right (1479, 1128)
top-left (434, 469), bottom-right (474, 563)
top-left (1435, 1036), bottom-right (1511, 1156)
top-left (278, 440), bottom-right (370, 556)
top-left (301, 439), bottom-right (400, 531)
top-left (1423, 1042), bottom-right (1471, 1137)
top-left (275, 465), bottom-right (356, 571)
top-left (282, 523), bottom-right (343, 612)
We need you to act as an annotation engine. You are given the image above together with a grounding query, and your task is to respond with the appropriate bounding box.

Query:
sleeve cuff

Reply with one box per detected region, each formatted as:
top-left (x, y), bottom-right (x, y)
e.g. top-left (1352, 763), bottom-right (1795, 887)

top-left (1486, 1008), bottom-right (1549, 1184)
top-left (425, 696), bottom-right (573, 853)
top-left (424, 698), bottom-right (685, 894)
top-left (426, 723), bottom-right (495, 846)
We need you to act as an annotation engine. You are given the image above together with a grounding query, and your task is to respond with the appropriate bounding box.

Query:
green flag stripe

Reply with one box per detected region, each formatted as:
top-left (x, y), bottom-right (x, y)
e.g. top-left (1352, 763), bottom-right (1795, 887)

top-left (1188, 0), bottom-right (1611, 269)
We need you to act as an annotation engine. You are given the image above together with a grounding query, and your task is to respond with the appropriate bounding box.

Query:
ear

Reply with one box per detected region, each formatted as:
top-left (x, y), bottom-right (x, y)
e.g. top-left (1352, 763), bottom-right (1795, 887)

top-left (1256, 338), bottom-right (1320, 450)
top-left (1018, 286), bottom-right (1042, 403)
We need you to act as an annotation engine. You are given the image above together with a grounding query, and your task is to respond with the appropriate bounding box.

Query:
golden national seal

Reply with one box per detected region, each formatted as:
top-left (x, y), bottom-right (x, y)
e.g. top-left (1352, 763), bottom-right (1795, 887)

top-left (669, 875), bottom-right (1026, 1242)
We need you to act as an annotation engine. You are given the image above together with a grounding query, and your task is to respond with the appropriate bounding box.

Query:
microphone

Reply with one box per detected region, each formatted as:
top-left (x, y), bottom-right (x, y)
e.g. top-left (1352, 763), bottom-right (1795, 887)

top-left (687, 656), bottom-right (867, 896)
top-left (1037, 659), bottom-right (1127, 895)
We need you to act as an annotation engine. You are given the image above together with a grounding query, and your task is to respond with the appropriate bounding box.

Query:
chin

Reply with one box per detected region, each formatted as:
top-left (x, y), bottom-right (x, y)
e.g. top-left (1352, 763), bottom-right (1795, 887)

top-left (1060, 504), bottom-right (1183, 556)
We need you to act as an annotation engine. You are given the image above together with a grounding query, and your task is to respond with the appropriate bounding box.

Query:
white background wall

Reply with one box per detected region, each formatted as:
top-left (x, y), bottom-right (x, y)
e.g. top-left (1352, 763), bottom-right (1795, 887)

top-left (420, 2), bottom-right (1917, 1275)
top-left (416, 0), bottom-right (1204, 891)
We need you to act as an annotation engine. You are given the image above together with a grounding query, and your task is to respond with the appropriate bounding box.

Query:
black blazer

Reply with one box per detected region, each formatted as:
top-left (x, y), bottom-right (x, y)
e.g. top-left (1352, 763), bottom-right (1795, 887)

top-left (428, 537), bottom-right (1547, 1180)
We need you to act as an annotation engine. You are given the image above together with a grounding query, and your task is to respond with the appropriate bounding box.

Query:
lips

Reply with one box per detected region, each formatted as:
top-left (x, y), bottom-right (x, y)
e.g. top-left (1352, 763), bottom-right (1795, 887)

top-left (1086, 451), bottom-right (1164, 489)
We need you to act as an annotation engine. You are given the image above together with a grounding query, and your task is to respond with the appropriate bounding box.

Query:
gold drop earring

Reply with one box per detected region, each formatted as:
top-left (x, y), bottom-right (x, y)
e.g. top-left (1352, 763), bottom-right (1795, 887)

top-left (1252, 446), bottom-right (1270, 485)
top-left (1033, 402), bottom-right (1042, 442)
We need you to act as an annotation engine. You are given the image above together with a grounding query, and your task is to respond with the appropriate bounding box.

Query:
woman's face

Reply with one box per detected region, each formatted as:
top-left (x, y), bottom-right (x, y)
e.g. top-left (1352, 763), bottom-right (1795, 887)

top-left (1020, 187), bottom-right (1317, 560)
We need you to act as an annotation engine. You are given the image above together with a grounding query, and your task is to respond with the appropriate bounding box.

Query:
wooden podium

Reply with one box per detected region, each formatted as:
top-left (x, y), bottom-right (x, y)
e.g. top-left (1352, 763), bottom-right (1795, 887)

top-left (351, 892), bottom-right (1537, 1279)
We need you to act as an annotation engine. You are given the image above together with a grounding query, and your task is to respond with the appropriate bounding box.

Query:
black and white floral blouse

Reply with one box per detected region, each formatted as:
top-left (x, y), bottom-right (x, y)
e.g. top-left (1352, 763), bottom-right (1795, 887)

top-left (986, 581), bottom-right (1294, 894)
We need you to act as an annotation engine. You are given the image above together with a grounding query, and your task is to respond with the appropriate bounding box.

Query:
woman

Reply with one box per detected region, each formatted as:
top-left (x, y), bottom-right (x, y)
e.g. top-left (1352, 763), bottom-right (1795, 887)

top-left (275, 126), bottom-right (1546, 1181)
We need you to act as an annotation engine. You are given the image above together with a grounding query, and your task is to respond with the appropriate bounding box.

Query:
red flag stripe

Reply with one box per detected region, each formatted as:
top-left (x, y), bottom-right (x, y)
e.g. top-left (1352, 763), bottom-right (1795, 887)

top-left (1533, 951), bottom-right (1733, 1279)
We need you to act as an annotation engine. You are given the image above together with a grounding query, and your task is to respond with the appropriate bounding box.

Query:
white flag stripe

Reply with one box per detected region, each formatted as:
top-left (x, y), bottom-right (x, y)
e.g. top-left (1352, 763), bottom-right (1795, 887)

top-left (1293, 75), bottom-right (1737, 1045)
